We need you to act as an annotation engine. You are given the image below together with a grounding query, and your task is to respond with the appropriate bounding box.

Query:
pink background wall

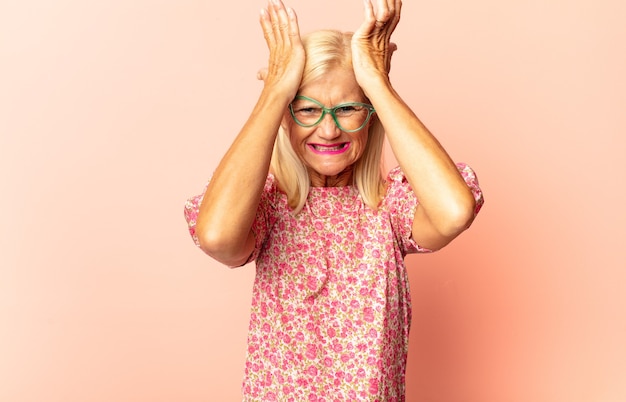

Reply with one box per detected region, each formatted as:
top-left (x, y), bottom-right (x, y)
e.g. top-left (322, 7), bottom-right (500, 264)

top-left (1, 0), bottom-right (624, 401)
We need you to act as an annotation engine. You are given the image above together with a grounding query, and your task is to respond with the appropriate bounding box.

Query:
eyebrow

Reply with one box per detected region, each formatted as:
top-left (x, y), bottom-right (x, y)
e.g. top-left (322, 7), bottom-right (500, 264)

top-left (293, 97), bottom-right (366, 106)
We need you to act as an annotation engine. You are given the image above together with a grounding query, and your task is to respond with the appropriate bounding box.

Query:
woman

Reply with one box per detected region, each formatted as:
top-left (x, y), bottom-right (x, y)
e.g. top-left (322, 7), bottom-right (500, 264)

top-left (184, 0), bottom-right (484, 399)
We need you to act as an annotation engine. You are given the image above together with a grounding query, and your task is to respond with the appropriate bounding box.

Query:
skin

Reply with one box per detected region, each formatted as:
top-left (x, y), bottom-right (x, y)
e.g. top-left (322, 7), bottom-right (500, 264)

top-left (195, 0), bottom-right (476, 266)
top-left (286, 67), bottom-right (371, 187)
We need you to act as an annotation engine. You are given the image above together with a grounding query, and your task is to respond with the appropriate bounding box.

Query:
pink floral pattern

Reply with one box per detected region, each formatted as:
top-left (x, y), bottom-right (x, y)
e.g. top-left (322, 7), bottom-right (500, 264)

top-left (184, 164), bottom-right (483, 401)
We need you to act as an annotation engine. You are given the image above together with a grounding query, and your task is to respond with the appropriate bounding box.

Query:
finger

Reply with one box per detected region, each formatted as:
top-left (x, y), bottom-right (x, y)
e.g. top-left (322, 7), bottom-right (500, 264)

top-left (355, 0), bottom-right (376, 36)
top-left (375, 0), bottom-right (390, 24)
top-left (387, 0), bottom-right (402, 32)
top-left (267, 0), bottom-right (280, 44)
top-left (270, 0), bottom-right (291, 47)
top-left (286, 7), bottom-right (302, 45)
top-left (259, 8), bottom-right (276, 47)
top-left (386, 42), bottom-right (398, 72)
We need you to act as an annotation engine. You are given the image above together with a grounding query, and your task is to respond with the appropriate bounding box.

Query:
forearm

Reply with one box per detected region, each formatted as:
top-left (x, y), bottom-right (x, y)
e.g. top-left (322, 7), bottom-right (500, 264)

top-left (195, 89), bottom-right (290, 263)
top-left (367, 80), bottom-right (476, 234)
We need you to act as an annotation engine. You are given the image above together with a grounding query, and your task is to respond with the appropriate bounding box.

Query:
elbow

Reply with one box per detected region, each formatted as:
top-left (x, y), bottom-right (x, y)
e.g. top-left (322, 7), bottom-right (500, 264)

top-left (439, 193), bottom-right (477, 237)
top-left (196, 223), bottom-right (251, 268)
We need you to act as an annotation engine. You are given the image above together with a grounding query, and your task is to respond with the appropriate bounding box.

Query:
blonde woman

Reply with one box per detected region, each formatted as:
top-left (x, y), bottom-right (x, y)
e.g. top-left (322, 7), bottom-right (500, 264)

top-left (184, 0), bottom-right (484, 399)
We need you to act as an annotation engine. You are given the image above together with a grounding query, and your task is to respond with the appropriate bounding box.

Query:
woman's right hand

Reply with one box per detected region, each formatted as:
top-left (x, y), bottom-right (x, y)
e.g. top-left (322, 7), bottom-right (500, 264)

top-left (258, 0), bottom-right (305, 100)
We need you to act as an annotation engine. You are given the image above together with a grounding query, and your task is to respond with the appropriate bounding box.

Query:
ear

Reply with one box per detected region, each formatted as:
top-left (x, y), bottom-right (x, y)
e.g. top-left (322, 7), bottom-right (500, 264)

top-left (280, 110), bottom-right (291, 132)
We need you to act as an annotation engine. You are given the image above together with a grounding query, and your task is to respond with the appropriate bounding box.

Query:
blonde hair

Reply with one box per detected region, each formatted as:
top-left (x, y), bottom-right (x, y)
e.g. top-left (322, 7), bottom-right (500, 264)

top-left (270, 30), bottom-right (386, 214)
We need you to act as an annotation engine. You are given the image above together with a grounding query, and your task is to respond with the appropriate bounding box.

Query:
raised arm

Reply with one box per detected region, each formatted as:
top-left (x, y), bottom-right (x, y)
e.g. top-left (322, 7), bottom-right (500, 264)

top-left (352, 0), bottom-right (477, 251)
top-left (194, 0), bottom-right (304, 266)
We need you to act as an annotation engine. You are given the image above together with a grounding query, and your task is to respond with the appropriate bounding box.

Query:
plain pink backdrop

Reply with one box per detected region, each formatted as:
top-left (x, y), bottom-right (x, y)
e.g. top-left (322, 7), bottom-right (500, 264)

top-left (1, 0), bottom-right (625, 401)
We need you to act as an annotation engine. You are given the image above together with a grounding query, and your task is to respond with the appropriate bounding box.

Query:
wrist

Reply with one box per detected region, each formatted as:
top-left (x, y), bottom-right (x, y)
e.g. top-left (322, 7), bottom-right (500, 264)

top-left (357, 73), bottom-right (393, 100)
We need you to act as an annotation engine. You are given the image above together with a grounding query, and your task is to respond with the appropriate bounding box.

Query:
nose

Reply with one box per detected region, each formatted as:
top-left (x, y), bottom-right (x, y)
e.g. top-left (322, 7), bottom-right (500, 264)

top-left (316, 113), bottom-right (341, 139)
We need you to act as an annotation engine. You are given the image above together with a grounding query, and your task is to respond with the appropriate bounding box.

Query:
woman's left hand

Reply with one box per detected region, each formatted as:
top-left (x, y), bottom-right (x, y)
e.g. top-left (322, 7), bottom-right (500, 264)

top-left (351, 0), bottom-right (401, 90)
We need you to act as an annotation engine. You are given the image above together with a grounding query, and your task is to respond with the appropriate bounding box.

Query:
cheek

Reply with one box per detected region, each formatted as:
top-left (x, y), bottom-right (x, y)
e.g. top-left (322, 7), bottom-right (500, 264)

top-left (353, 132), bottom-right (369, 153)
top-left (288, 127), bottom-right (306, 147)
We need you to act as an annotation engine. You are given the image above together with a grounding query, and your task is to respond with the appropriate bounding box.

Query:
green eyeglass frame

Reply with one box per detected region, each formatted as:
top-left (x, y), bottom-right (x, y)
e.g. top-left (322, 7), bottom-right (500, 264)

top-left (289, 95), bottom-right (376, 133)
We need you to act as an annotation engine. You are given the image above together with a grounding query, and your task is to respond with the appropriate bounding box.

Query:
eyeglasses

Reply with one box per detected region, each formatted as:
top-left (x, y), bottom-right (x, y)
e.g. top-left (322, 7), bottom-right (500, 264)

top-left (289, 95), bottom-right (376, 133)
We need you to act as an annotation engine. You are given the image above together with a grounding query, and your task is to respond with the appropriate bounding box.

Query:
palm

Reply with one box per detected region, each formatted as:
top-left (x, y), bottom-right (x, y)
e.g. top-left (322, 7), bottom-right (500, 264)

top-left (351, 0), bottom-right (401, 87)
top-left (259, 0), bottom-right (304, 99)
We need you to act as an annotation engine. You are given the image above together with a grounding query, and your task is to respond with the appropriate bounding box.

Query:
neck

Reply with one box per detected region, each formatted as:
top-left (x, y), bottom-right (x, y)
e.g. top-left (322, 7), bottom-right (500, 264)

top-left (309, 166), bottom-right (354, 187)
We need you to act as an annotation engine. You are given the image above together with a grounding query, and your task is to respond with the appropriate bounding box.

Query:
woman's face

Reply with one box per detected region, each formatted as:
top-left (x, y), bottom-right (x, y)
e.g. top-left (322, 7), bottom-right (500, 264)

top-left (285, 67), bottom-right (371, 187)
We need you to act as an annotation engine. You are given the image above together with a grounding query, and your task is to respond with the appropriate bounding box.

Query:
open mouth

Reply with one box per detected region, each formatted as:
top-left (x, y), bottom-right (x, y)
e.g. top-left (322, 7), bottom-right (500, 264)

top-left (308, 142), bottom-right (350, 155)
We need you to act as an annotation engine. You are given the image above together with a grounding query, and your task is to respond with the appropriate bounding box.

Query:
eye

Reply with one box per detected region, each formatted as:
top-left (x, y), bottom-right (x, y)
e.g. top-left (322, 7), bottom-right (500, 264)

top-left (294, 106), bottom-right (321, 116)
top-left (334, 105), bottom-right (362, 116)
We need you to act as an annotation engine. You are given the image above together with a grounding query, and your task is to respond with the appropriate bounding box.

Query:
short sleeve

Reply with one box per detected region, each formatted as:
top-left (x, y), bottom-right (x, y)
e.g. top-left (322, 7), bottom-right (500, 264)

top-left (382, 167), bottom-right (431, 255)
top-left (183, 174), bottom-right (278, 266)
top-left (383, 163), bottom-right (484, 255)
top-left (183, 183), bottom-right (208, 248)
top-left (456, 162), bottom-right (484, 216)
top-left (244, 174), bottom-right (279, 264)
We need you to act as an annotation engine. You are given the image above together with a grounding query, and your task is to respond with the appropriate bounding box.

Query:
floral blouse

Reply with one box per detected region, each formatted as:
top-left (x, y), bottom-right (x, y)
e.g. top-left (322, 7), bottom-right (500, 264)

top-left (184, 164), bottom-right (483, 401)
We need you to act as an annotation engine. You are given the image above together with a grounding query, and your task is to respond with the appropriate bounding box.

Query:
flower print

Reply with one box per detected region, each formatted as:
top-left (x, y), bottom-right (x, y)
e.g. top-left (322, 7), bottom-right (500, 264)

top-left (368, 378), bottom-right (380, 395)
top-left (305, 344), bottom-right (317, 360)
top-left (199, 165), bottom-right (485, 399)
top-left (306, 276), bottom-right (318, 291)
top-left (355, 243), bottom-right (364, 258)
top-left (265, 372), bottom-right (274, 387)
top-left (281, 313), bottom-right (292, 324)
top-left (363, 307), bottom-right (375, 323)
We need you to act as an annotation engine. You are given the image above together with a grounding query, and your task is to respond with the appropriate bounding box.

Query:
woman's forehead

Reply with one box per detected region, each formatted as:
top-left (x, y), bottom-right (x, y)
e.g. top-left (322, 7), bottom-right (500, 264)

top-left (298, 68), bottom-right (363, 103)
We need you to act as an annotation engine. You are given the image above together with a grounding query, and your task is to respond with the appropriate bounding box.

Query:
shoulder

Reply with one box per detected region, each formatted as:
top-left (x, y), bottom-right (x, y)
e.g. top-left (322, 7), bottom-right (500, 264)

top-left (385, 165), bottom-right (407, 184)
top-left (383, 166), bottom-right (413, 199)
top-left (378, 166), bottom-right (416, 213)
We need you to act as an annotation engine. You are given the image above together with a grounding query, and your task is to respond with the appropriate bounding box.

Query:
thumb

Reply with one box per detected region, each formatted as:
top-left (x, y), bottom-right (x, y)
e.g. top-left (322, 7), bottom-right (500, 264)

top-left (387, 42), bottom-right (398, 72)
top-left (256, 68), bottom-right (268, 81)
top-left (390, 42), bottom-right (398, 55)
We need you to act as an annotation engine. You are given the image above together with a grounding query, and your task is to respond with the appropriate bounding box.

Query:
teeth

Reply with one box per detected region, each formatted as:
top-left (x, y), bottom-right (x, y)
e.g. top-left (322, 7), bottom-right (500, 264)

top-left (314, 144), bottom-right (344, 151)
